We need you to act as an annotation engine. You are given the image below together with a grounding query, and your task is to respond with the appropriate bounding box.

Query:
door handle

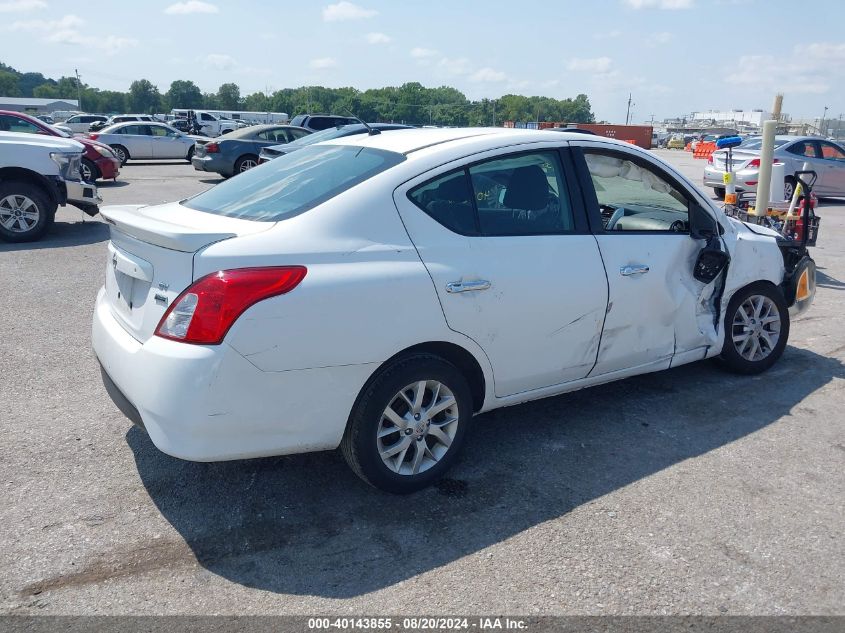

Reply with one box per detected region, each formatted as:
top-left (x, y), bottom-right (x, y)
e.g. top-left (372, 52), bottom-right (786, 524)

top-left (620, 265), bottom-right (650, 276)
top-left (446, 280), bottom-right (491, 293)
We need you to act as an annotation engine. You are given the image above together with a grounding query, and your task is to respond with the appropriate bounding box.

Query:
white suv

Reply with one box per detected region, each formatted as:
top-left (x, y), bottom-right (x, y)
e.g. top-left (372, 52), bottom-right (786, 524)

top-left (0, 131), bottom-right (101, 242)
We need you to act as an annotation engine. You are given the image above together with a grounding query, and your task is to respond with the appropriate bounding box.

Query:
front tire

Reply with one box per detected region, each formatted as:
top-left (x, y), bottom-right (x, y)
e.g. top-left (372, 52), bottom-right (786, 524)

top-left (719, 282), bottom-right (789, 374)
top-left (81, 158), bottom-right (100, 183)
top-left (0, 181), bottom-right (55, 243)
top-left (341, 354), bottom-right (473, 494)
top-left (714, 187), bottom-right (726, 200)
top-left (186, 145), bottom-right (194, 162)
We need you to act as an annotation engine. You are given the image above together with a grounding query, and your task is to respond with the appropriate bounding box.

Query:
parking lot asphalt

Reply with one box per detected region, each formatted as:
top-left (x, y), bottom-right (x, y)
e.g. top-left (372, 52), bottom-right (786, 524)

top-left (1, 149), bottom-right (843, 616)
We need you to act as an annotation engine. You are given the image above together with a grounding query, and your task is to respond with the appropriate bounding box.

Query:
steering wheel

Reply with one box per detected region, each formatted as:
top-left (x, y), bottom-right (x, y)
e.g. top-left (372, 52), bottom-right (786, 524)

top-left (606, 206), bottom-right (626, 231)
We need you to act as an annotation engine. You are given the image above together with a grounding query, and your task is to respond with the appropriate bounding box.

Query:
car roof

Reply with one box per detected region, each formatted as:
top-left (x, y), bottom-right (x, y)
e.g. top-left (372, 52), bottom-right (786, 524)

top-left (325, 127), bottom-right (619, 158)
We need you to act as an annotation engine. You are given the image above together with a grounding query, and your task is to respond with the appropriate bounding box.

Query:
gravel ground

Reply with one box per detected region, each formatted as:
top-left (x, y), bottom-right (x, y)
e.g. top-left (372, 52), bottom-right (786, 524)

top-left (0, 149), bottom-right (842, 616)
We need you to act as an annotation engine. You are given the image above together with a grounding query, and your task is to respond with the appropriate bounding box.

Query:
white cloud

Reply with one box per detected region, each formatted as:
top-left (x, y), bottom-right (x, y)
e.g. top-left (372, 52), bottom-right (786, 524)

top-left (648, 31), bottom-right (673, 45)
top-left (623, 0), bottom-right (693, 8)
top-left (322, 1), bottom-right (377, 21)
top-left (594, 29), bottom-right (622, 40)
top-left (365, 32), bottom-right (391, 44)
top-left (726, 54), bottom-right (830, 94)
top-left (164, 1), bottom-right (219, 14)
top-left (438, 57), bottom-right (472, 76)
top-left (204, 53), bottom-right (236, 70)
top-left (410, 47), bottom-right (438, 59)
top-left (470, 67), bottom-right (507, 83)
top-left (10, 14), bottom-right (136, 55)
top-left (567, 56), bottom-right (613, 73)
top-left (0, 0), bottom-right (46, 12)
top-left (309, 57), bottom-right (338, 69)
top-left (797, 42), bottom-right (845, 62)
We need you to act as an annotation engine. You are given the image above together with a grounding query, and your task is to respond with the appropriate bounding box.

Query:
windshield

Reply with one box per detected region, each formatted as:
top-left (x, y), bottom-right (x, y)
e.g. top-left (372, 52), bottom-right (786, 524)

top-left (286, 124), bottom-right (365, 148)
top-left (738, 138), bottom-right (790, 150)
top-left (182, 144), bottom-right (405, 222)
top-left (49, 125), bottom-right (71, 138)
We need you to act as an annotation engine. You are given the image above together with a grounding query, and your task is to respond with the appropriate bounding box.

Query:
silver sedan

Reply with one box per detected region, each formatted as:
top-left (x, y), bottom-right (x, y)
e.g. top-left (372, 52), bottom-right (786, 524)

top-left (90, 122), bottom-right (203, 165)
top-left (703, 135), bottom-right (845, 199)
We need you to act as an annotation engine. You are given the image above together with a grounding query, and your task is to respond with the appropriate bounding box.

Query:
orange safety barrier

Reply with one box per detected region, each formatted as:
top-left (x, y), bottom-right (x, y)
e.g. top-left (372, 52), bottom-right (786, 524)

top-left (622, 139), bottom-right (637, 145)
top-left (685, 143), bottom-right (692, 151)
top-left (693, 142), bottom-right (716, 159)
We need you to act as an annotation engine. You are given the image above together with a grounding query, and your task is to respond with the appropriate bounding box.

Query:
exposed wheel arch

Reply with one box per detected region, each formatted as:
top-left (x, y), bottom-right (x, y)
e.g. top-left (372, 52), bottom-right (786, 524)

top-left (364, 342), bottom-right (487, 414)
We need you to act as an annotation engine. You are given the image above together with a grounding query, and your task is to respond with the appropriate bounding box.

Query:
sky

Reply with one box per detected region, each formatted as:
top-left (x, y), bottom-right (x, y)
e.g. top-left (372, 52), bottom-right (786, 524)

top-left (1, 0), bottom-right (842, 123)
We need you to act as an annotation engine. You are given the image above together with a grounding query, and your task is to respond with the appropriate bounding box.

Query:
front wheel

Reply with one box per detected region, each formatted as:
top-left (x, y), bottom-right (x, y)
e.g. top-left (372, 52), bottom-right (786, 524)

top-left (186, 145), bottom-right (194, 162)
top-left (341, 354), bottom-right (473, 493)
top-left (719, 282), bottom-right (790, 374)
top-left (80, 158), bottom-right (100, 183)
top-left (0, 181), bottom-right (55, 243)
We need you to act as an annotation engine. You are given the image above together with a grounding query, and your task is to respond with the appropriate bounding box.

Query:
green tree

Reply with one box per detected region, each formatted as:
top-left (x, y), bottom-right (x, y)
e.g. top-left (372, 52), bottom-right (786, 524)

top-left (216, 83), bottom-right (241, 110)
top-left (128, 79), bottom-right (162, 113)
top-left (165, 80), bottom-right (203, 110)
top-left (0, 71), bottom-right (20, 96)
top-left (33, 83), bottom-right (59, 98)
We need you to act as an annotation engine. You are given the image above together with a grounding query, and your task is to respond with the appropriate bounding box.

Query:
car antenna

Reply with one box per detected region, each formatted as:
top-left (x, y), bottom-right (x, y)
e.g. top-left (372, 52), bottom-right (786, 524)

top-left (344, 110), bottom-right (380, 135)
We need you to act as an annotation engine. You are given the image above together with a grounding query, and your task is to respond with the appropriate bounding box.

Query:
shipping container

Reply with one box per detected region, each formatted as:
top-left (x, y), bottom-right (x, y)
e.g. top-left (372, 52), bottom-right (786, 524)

top-left (565, 124), bottom-right (654, 149)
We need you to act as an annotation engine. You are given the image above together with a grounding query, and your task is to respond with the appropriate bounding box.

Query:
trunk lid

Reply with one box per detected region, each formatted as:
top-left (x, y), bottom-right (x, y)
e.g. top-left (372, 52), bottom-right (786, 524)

top-left (100, 203), bottom-right (275, 342)
top-left (712, 149), bottom-right (758, 171)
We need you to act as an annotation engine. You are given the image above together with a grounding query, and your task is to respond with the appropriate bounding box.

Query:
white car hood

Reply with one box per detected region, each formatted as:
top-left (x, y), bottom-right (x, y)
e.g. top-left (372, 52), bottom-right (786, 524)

top-left (0, 131), bottom-right (84, 152)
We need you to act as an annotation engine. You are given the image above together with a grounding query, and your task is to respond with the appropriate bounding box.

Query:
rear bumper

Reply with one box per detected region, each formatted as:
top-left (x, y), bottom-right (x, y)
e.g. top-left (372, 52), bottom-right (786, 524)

top-left (191, 155), bottom-right (230, 176)
top-left (92, 288), bottom-right (374, 461)
top-left (703, 165), bottom-right (758, 192)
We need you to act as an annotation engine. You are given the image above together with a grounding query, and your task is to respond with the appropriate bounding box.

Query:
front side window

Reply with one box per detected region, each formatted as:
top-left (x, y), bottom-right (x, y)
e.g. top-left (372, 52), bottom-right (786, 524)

top-left (584, 150), bottom-right (690, 232)
top-left (183, 145), bottom-right (405, 222)
top-left (149, 125), bottom-right (169, 137)
top-left (819, 142), bottom-right (845, 161)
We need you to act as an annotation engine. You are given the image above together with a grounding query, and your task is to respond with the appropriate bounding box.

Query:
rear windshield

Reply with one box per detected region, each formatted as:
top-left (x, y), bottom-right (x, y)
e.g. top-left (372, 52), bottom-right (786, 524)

top-left (738, 138), bottom-right (790, 150)
top-left (286, 124), bottom-right (365, 148)
top-left (182, 144), bottom-right (404, 222)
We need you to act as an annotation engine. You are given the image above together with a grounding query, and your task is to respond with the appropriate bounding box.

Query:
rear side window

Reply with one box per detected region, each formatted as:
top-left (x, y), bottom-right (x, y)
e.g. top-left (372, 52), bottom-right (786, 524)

top-left (409, 171), bottom-right (476, 234)
top-left (408, 151), bottom-right (576, 236)
top-left (183, 145), bottom-right (405, 222)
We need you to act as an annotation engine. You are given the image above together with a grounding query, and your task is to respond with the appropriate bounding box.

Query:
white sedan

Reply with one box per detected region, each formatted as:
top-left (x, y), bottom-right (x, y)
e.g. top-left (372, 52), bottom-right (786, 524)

top-left (89, 121), bottom-right (201, 164)
top-left (92, 128), bottom-right (816, 493)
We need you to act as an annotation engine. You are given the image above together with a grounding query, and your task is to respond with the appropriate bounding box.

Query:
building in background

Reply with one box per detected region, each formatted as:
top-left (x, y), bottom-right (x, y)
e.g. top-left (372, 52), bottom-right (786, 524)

top-left (0, 97), bottom-right (80, 115)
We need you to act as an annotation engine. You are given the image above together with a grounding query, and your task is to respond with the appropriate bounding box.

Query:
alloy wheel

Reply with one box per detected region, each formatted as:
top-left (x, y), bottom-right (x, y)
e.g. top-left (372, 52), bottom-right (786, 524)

top-left (377, 380), bottom-right (460, 476)
top-left (731, 294), bottom-right (782, 362)
top-left (81, 162), bottom-right (93, 182)
top-left (239, 158), bottom-right (257, 172)
top-left (0, 194), bottom-right (40, 233)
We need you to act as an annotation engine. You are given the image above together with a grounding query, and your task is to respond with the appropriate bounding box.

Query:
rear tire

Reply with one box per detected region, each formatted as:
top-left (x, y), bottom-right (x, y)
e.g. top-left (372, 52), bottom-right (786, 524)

top-left (718, 282), bottom-right (789, 375)
top-left (111, 145), bottom-right (129, 166)
top-left (234, 154), bottom-right (259, 174)
top-left (0, 181), bottom-right (55, 243)
top-left (341, 354), bottom-right (473, 494)
top-left (784, 177), bottom-right (796, 202)
top-left (714, 187), bottom-right (726, 200)
top-left (186, 145), bottom-right (194, 162)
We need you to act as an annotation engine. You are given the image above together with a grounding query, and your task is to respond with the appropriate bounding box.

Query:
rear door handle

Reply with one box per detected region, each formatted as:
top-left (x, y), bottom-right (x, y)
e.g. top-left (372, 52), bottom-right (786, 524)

top-left (446, 280), bottom-right (491, 293)
top-left (620, 265), bottom-right (650, 276)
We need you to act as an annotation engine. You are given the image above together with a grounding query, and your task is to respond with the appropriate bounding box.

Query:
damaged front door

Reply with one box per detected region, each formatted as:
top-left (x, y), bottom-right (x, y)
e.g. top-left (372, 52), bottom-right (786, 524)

top-left (573, 144), bottom-right (716, 376)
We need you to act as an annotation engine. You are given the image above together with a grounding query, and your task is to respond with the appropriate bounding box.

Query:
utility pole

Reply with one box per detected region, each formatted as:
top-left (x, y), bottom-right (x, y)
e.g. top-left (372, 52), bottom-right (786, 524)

top-left (625, 93), bottom-right (633, 125)
top-left (75, 68), bottom-right (82, 111)
top-left (820, 105), bottom-right (829, 135)
top-left (649, 113), bottom-right (655, 126)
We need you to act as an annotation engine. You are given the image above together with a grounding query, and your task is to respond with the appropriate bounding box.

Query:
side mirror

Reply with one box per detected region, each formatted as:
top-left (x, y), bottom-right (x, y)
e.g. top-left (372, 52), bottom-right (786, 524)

top-left (693, 235), bottom-right (730, 283)
top-left (689, 203), bottom-right (723, 240)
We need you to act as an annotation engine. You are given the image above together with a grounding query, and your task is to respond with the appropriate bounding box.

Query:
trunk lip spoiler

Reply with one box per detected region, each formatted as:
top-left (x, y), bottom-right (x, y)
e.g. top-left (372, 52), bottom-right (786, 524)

top-left (99, 204), bottom-right (239, 253)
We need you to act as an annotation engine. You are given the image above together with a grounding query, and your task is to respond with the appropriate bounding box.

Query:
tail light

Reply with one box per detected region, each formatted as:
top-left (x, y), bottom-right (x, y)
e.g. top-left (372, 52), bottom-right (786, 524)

top-left (89, 133), bottom-right (99, 140)
top-left (707, 155), bottom-right (713, 164)
top-left (205, 142), bottom-right (220, 153)
top-left (748, 158), bottom-right (783, 168)
top-left (155, 267), bottom-right (307, 345)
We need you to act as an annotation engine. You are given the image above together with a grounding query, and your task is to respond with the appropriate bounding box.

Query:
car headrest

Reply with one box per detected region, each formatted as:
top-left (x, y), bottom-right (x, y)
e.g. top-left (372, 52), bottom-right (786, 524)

top-left (503, 165), bottom-right (548, 210)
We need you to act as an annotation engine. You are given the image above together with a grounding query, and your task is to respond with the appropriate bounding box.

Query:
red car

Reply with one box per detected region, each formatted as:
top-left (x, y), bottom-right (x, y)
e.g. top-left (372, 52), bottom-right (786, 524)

top-left (0, 110), bottom-right (120, 182)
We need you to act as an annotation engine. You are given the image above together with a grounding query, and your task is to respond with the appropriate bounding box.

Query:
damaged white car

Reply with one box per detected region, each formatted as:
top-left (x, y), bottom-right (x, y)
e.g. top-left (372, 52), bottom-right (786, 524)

top-left (92, 128), bottom-right (816, 493)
